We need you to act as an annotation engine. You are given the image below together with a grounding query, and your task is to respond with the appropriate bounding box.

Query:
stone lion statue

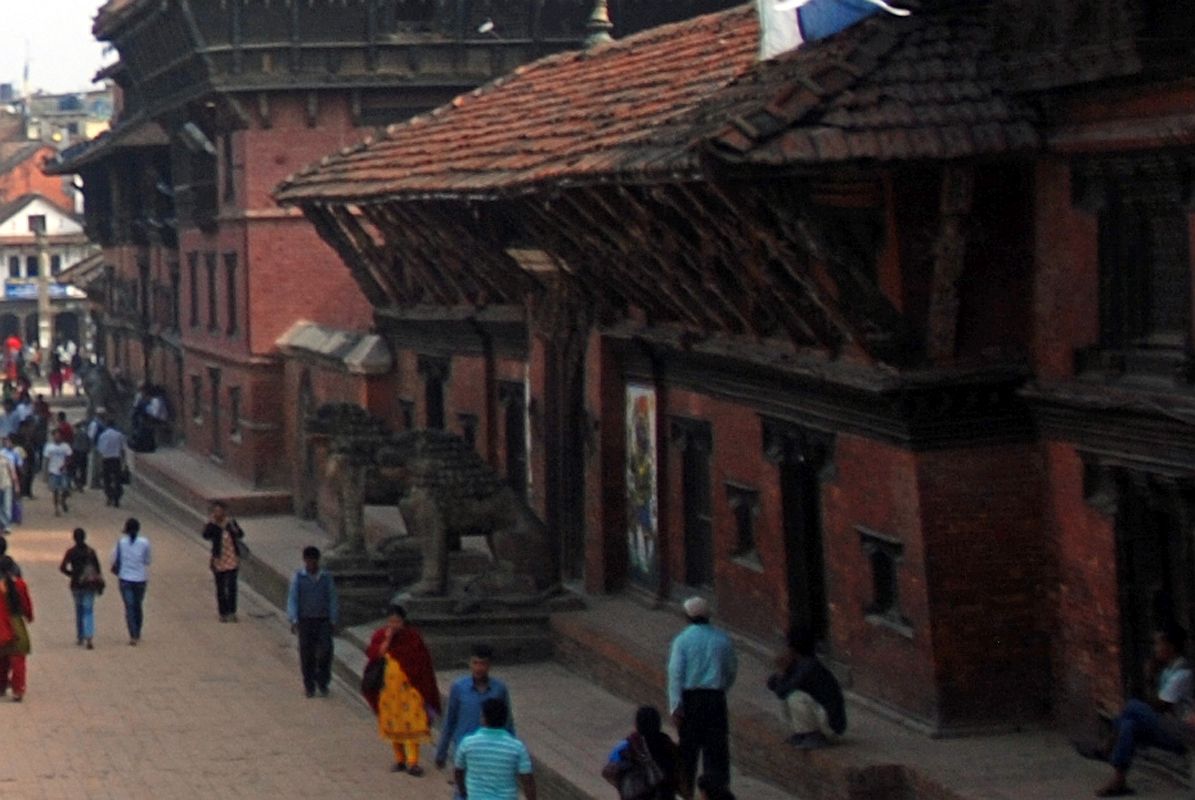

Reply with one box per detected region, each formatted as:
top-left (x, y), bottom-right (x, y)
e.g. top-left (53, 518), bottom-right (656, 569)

top-left (378, 429), bottom-right (557, 599)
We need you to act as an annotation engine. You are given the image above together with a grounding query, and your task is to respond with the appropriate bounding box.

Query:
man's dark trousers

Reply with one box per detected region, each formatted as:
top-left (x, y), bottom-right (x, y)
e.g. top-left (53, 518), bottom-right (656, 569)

top-left (297, 617), bottom-right (333, 692)
top-left (214, 568), bottom-right (238, 617)
top-left (679, 688), bottom-right (730, 790)
top-left (101, 457), bottom-right (123, 506)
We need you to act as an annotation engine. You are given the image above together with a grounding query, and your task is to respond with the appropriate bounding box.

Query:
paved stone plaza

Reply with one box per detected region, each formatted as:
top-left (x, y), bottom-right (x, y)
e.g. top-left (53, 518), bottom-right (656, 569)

top-left (0, 480), bottom-right (446, 799)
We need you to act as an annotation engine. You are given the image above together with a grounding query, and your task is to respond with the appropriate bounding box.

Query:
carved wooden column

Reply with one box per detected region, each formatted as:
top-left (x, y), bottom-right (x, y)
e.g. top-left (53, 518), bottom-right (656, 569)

top-left (926, 166), bottom-right (975, 363)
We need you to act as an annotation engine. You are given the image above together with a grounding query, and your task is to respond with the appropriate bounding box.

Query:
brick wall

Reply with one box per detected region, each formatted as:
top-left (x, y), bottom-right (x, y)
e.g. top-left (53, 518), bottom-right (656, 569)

top-left (1042, 439), bottom-right (1120, 729)
top-left (824, 435), bottom-right (938, 721)
top-left (916, 443), bottom-right (1052, 727)
top-left (1031, 158), bottom-right (1099, 380)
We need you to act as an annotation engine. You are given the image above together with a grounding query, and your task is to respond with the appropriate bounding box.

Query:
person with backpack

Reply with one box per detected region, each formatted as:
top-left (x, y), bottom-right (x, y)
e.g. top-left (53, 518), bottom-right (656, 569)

top-left (59, 528), bottom-right (103, 649)
top-left (602, 706), bottom-right (682, 800)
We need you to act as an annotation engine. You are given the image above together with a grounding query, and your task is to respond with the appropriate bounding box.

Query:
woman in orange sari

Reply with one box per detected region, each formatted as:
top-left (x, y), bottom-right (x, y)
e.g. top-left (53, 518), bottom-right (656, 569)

top-left (363, 603), bottom-right (441, 776)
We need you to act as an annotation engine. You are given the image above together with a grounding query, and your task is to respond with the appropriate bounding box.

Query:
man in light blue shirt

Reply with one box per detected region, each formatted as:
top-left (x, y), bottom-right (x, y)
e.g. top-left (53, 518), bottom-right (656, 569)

top-left (668, 596), bottom-right (737, 794)
top-left (454, 698), bottom-right (536, 800)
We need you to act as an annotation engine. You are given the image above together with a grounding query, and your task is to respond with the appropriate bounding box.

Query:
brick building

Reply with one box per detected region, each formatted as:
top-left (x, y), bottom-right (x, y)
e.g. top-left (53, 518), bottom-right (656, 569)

top-left (47, 0), bottom-right (736, 483)
top-left (277, 0), bottom-right (1195, 734)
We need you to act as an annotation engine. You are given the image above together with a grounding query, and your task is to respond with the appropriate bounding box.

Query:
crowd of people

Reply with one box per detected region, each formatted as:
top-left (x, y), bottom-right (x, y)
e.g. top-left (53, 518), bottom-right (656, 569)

top-left (280, 547), bottom-right (850, 800)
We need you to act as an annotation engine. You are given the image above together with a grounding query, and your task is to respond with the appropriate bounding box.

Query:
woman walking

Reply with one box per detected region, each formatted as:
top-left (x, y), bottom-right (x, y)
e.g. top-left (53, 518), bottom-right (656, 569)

top-left (202, 501), bottom-right (245, 622)
top-left (0, 556), bottom-right (33, 701)
top-left (602, 706), bottom-right (682, 799)
top-left (362, 604), bottom-right (441, 775)
top-left (111, 518), bottom-right (151, 645)
top-left (59, 528), bottom-right (103, 649)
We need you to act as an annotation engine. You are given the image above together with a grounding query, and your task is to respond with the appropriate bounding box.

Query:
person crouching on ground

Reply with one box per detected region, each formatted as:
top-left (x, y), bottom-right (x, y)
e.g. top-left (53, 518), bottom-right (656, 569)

top-left (59, 528), bottom-right (103, 649)
top-left (0, 555), bottom-right (32, 701)
top-left (766, 625), bottom-right (846, 749)
top-left (603, 705), bottom-right (682, 799)
top-left (363, 603), bottom-right (441, 776)
top-left (1081, 623), bottom-right (1193, 797)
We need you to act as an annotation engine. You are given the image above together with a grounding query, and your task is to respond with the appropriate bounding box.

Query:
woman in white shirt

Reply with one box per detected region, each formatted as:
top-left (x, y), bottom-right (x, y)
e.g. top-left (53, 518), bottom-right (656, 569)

top-left (111, 518), bottom-right (151, 646)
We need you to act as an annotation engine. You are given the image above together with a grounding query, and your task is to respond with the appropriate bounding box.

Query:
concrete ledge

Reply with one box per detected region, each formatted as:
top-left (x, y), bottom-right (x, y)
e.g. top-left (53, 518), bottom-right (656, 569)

top-left (133, 447), bottom-right (293, 518)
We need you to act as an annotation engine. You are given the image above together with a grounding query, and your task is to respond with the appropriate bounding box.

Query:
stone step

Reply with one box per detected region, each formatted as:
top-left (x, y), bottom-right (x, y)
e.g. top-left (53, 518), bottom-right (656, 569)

top-left (132, 447), bottom-right (293, 518)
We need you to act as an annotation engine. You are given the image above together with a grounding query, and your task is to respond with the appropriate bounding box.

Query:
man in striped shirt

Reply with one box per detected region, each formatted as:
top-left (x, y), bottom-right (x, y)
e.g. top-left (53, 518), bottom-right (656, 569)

top-left (454, 698), bottom-right (537, 800)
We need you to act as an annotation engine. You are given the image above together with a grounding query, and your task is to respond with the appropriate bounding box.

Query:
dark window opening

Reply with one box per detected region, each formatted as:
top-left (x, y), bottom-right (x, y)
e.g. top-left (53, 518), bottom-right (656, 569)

top-left (671, 417), bottom-right (714, 589)
top-left (191, 374), bottom-right (203, 421)
top-left (169, 262), bottom-right (181, 331)
top-left (7, 257), bottom-right (17, 278)
top-left (50, 255), bottom-right (61, 276)
top-left (499, 382), bottom-right (527, 498)
top-left (229, 386), bottom-right (241, 437)
top-left (224, 252), bottom-right (238, 335)
top-left (859, 527), bottom-right (910, 634)
top-left (1075, 156), bottom-right (1193, 380)
top-left (458, 413), bottom-right (478, 448)
top-left (399, 399), bottom-right (415, 431)
top-left (221, 134), bottom-right (235, 202)
top-left (205, 252), bottom-right (218, 331)
top-left (188, 252), bottom-right (199, 326)
top-left (417, 356), bottom-right (448, 430)
top-left (726, 484), bottom-right (761, 566)
top-left (25, 256), bottom-right (37, 277)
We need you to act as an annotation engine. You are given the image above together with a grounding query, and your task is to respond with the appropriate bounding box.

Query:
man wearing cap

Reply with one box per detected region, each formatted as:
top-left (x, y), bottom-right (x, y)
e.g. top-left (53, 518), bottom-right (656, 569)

top-left (668, 596), bottom-right (737, 795)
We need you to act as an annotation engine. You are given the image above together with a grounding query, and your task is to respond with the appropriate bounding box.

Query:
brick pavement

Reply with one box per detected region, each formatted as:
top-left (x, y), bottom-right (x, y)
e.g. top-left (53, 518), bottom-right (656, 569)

top-left (0, 477), bottom-right (452, 799)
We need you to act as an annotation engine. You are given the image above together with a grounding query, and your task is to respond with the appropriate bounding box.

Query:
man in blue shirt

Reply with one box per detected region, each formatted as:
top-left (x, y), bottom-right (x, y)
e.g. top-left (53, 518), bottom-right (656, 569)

top-left (437, 643), bottom-right (514, 796)
top-left (286, 546), bottom-right (339, 698)
top-left (454, 698), bottom-right (536, 800)
top-left (668, 596), bottom-right (737, 793)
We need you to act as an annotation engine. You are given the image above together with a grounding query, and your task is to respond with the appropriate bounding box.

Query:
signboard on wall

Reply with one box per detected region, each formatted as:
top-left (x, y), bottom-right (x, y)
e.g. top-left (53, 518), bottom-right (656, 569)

top-left (626, 384), bottom-right (659, 586)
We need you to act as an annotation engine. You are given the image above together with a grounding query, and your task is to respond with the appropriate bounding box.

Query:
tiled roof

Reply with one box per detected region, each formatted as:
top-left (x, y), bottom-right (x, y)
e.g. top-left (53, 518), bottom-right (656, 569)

top-left (275, 4), bottom-right (761, 204)
top-left (44, 114), bottom-right (168, 175)
top-left (276, 3), bottom-right (1040, 205)
top-left (703, 3), bottom-right (1040, 165)
top-left (0, 143), bottom-right (46, 177)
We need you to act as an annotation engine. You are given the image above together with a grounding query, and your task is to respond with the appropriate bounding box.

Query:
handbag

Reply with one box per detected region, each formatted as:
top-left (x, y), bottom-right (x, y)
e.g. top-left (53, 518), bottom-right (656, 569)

top-left (78, 562), bottom-right (105, 595)
top-left (120, 465), bottom-right (132, 485)
top-left (602, 733), bottom-right (666, 800)
top-left (361, 657), bottom-right (386, 694)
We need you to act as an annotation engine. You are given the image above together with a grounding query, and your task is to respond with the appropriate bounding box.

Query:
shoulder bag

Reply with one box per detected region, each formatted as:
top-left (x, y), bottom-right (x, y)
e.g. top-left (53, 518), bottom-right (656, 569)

top-left (361, 657), bottom-right (386, 694)
top-left (602, 733), bottom-right (666, 800)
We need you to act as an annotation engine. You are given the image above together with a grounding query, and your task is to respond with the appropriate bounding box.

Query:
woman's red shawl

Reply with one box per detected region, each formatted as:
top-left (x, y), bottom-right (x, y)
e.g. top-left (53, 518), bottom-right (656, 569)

top-left (363, 625), bottom-right (442, 716)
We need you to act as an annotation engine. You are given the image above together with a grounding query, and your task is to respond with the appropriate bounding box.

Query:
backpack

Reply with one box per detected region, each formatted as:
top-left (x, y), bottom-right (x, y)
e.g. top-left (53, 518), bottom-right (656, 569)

top-left (602, 733), bottom-right (666, 800)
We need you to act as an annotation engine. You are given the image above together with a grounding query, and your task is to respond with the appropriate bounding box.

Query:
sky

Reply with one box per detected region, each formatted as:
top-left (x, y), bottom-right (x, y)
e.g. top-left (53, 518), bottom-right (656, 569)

top-left (0, 0), bottom-right (114, 95)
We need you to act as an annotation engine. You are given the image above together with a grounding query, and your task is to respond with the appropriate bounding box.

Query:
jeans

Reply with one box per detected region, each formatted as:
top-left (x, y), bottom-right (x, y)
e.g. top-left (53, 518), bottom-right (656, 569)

top-left (119, 580), bottom-right (147, 640)
top-left (214, 569), bottom-right (238, 616)
top-left (297, 617), bottom-right (333, 692)
top-left (1110, 699), bottom-right (1188, 771)
top-left (72, 589), bottom-right (96, 641)
top-left (0, 485), bottom-right (11, 528)
top-left (678, 689), bottom-right (731, 790)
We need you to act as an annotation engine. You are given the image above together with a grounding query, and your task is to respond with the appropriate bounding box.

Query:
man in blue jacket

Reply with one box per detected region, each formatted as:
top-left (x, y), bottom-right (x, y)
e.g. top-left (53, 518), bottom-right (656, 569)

top-left (286, 546), bottom-right (339, 698)
top-left (436, 643), bottom-right (514, 798)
